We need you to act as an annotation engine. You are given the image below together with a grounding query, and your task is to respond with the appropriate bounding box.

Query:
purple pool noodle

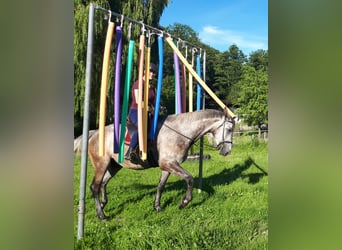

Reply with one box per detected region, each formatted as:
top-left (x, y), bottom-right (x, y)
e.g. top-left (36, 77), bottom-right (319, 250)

top-left (114, 26), bottom-right (122, 153)
top-left (174, 51), bottom-right (182, 114)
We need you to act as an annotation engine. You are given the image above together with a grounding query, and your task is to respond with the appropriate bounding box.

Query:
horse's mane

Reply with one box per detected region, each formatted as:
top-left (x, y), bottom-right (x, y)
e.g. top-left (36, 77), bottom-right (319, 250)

top-left (166, 109), bottom-right (224, 123)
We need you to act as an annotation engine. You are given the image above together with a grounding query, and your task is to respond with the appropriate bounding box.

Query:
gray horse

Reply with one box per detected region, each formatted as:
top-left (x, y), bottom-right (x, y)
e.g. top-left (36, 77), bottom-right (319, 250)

top-left (85, 109), bottom-right (235, 220)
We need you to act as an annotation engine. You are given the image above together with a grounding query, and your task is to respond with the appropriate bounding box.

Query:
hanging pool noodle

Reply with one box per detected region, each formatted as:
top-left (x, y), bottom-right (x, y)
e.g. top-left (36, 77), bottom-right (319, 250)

top-left (188, 54), bottom-right (194, 113)
top-left (137, 34), bottom-right (146, 160)
top-left (99, 22), bottom-right (115, 156)
top-left (189, 52), bottom-right (194, 155)
top-left (174, 44), bottom-right (182, 114)
top-left (196, 55), bottom-right (202, 111)
top-left (118, 40), bottom-right (135, 163)
top-left (113, 26), bottom-right (122, 153)
top-left (181, 63), bottom-right (187, 113)
top-left (149, 36), bottom-right (163, 140)
top-left (142, 44), bottom-right (151, 160)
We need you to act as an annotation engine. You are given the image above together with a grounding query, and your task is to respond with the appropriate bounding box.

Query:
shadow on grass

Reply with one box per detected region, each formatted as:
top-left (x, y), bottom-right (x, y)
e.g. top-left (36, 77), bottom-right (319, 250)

top-left (198, 156), bottom-right (268, 193)
top-left (103, 156), bottom-right (268, 218)
top-left (187, 156), bottom-right (268, 208)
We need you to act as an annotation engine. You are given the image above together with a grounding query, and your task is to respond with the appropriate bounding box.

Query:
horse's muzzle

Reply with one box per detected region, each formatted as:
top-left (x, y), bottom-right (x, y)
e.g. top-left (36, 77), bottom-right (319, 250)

top-left (220, 149), bottom-right (231, 156)
top-left (219, 145), bottom-right (231, 156)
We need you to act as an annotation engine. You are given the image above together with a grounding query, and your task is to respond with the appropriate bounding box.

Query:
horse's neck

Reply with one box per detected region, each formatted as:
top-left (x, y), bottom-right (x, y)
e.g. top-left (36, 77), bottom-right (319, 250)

top-left (187, 116), bottom-right (221, 141)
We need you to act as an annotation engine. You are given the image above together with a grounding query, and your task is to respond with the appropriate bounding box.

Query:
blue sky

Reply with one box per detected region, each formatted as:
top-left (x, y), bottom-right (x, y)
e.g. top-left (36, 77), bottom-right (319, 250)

top-left (159, 0), bottom-right (268, 55)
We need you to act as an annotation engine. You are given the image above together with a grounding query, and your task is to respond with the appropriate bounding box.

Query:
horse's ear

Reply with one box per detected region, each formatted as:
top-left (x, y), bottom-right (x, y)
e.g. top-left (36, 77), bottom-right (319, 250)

top-left (223, 108), bottom-right (228, 117)
top-left (223, 107), bottom-right (231, 118)
top-left (223, 107), bottom-right (235, 120)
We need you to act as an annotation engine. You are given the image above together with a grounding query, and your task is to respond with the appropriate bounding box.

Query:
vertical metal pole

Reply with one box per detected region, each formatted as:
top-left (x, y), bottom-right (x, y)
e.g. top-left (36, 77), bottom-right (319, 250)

top-left (77, 3), bottom-right (95, 240)
top-left (198, 51), bottom-right (206, 193)
top-left (198, 136), bottom-right (204, 193)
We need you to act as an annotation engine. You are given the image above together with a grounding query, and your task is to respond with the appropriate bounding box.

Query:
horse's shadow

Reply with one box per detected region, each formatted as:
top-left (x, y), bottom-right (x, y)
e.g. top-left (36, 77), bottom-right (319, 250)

top-left (198, 156), bottom-right (268, 193)
top-left (105, 156), bottom-right (268, 218)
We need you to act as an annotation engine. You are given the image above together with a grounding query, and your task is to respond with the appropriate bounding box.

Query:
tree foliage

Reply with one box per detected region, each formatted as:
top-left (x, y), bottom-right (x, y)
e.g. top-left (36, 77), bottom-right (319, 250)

top-left (235, 50), bottom-right (268, 134)
top-left (212, 45), bottom-right (247, 106)
top-left (248, 49), bottom-right (268, 71)
top-left (236, 65), bottom-right (268, 129)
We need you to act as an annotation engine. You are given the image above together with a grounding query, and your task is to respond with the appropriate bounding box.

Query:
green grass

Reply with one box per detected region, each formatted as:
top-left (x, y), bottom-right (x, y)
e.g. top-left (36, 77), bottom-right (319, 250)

top-left (74, 136), bottom-right (268, 249)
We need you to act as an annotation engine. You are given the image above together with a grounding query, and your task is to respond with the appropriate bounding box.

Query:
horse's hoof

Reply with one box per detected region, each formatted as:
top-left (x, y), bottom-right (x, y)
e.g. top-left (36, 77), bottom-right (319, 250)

top-left (179, 199), bottom-right (189, 209)
top-left (100, 217), bottom-right (108, 222)
top-left (98, 214), bottom-right (109, 221)
top-left (154, 206), bottom-right (162, 212)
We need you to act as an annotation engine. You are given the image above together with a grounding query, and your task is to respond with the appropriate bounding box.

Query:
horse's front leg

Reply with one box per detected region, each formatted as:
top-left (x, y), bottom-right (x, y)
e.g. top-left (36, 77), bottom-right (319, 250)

top-left (154, 170), bottom-right (170, 212)
top-left (89, 155), bottom-right (111, 221)
top-left (179, 171), bottom-right (194, 209)
top-left (100, 161), bottom-right (122, 209)
top-left (159, 160), bottom-right (194, 209)
top-left (90, 175), bottom-right (107, 221)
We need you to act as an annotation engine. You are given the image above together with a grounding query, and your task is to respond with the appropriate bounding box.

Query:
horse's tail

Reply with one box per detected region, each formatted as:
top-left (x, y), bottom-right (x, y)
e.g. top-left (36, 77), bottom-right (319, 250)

top-left (74, 130), bottom-right (96, 154)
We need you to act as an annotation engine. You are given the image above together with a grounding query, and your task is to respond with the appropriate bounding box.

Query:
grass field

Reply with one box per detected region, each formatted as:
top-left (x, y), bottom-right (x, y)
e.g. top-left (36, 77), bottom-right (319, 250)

top-left (74, 135), bottom-right (268, 249)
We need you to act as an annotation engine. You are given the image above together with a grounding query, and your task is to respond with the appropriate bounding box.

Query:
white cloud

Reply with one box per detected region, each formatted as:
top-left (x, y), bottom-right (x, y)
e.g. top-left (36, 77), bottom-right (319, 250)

top-left (199, 25), bottom-right (267, 54)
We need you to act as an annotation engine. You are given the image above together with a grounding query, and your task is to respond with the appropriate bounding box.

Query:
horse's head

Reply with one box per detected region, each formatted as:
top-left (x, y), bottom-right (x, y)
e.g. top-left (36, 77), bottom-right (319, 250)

top-left (212, 115), bottom-right (235, 156)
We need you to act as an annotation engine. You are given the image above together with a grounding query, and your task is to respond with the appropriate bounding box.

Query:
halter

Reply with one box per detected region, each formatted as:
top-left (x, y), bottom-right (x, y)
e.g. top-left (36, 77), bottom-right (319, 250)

top-left (216, 117), bottom-right (233, 149)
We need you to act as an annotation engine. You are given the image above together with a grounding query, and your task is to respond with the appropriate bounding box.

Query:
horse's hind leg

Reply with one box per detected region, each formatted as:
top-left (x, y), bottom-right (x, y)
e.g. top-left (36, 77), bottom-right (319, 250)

top-left (159, 160), bottom-right (194, 209)
top-left (154, 170), bottom-right (170, 212)
top-left (100, 171), bottom-right (111, 209)
top-left (89, 153), bottom-right (111, 221)
top-left (100, 159), bottom-right (122, 209)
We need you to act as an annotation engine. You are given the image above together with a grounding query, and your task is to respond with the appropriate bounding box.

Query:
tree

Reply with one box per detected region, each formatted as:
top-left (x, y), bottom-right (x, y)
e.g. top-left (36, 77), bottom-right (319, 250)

top-left (212, 51), bottom-right (228, 102)
top-left (199, 44), bottom-right (221, 109)
top-left (226, 44), bottom-right (247, 84)
top-left (165, 23), bottom-right (200, 44)
top-left (236, 65), bottom-right (268, 138)
top-left (213, 44), bottom-right (246, 106)
top-left (248, 49), bottom-right (268, 71)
